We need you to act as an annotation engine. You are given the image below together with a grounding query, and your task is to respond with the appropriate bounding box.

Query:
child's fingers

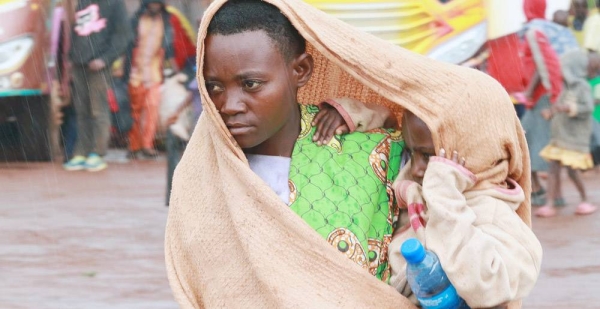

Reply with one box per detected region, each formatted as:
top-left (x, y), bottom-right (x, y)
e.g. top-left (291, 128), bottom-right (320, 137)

top-left (460, 157), bottom-right (466, 166)
top-left (335, 124), bottom-right (349, 135)
top-left (312, 111), bottom-right (328, 142)
top-left (320, 115), bottom-right (338, 144)
top-left (452, 150), bottom-right (459, 163)
top-left (439, 148), bottom-right (446, 158)
top-left (316, 113), bottom-right (333, 145)
top-left (311, 109), bottom-right (327, 127)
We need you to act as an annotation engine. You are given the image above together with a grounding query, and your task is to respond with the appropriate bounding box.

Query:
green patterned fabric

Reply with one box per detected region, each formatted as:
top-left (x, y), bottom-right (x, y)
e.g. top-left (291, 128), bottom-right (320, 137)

top-left (289, 104), bottom-right (403, 282)
top-left (589, 76), bottom-right (600, 122)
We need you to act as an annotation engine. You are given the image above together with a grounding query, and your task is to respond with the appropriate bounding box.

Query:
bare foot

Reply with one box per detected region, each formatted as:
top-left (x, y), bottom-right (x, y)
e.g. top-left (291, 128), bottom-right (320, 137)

top-left (535, 205), bottom-right (558, 218)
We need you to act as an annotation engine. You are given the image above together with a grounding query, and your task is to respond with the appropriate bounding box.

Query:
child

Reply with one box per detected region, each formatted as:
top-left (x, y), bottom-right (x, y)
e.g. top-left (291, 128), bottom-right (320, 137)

top-left (535, 50), bottom-right (600, 217)
top-left (314, 105), bottom-right (543, 308)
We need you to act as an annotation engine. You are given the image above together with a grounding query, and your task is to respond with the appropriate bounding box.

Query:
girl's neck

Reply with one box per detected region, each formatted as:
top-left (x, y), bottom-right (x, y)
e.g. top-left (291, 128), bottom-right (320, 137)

top-left (245, 106), bottom-right (301, 158)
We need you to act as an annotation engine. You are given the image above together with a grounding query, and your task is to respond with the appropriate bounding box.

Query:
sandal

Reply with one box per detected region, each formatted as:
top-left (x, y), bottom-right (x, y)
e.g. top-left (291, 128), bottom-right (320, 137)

top-left (534, 205), bottom-right (558, 218)
top-left (554, 197), bottom-right (566, 208)
top-left (575, 202), bottom-right (597, 215)
top-left (531, 188), bottom-right (547, 206)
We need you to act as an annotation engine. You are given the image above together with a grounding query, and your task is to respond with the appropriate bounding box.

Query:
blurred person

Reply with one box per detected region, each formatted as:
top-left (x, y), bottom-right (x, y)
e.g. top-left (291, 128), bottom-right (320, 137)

top-left (571, 0), bottom-right (589, 45)
top-left (583, 0), bottom-right (600, 52)
top-left (520, 0), bottom-right (566, 206)
top-left (163, 74), bottom-right (201, 206)
top-left (553, 9), bottom-right (570, 27)
top-left (535, 50), bottom-right (600, 217)
top-left (125, 0), bottom-right (196, 159)
top-left (63, 0), bottom-right (132, 172)
top-left (107, 58), bottom-right (132, 148)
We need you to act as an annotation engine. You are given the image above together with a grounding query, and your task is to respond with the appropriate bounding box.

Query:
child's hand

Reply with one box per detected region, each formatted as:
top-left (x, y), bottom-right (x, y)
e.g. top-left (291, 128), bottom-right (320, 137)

top-left (541, 108), bottom-right (553, 120)
top-left (557, 104), bottom-right (571, 113)
top-left (312, 104), bottom-right (349, 145)
top-left (439, 148), bottom-right (466, 166)
top-left (166, 113), bottom-right (179, 126)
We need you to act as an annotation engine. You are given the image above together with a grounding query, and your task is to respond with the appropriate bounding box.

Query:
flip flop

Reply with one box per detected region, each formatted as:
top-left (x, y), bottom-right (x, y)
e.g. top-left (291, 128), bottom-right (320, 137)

top-left (575, 202), bottom-right (597, 215)
top-left (531, 190), bottom-right (547, 206)
top-left (535, 205), bottom-right (558, 218)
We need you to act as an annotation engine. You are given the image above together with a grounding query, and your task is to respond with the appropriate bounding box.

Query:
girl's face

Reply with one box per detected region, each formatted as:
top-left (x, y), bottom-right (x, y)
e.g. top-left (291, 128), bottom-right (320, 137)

top-left (203, 30), bottom-right (312, 156)
top-left (402, 111), bottom-right (435, 186)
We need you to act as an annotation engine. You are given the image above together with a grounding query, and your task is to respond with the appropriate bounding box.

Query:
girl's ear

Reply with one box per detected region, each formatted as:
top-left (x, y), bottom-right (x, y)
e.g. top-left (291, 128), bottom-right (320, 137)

top-left (293, 53), bottom-right (314, 88)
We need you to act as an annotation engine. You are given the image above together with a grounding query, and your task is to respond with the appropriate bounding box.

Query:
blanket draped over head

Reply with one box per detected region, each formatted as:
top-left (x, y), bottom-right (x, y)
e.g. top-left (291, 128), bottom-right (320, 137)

top-left (165, 0), bottom-right (532, 307)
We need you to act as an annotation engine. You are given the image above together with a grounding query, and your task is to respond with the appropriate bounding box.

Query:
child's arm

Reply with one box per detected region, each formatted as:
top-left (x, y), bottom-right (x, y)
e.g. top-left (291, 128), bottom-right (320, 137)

top-left (420, 153), bottom-right (542, 308)
top-left (312, 98), bottom-right (394, 144)
top-left (567, 85), bottom-right (595, 118)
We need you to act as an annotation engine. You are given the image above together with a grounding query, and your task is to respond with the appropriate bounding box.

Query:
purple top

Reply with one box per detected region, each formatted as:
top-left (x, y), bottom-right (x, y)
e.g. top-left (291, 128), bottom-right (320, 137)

top-left (188, 79), bottom-right (202, 123)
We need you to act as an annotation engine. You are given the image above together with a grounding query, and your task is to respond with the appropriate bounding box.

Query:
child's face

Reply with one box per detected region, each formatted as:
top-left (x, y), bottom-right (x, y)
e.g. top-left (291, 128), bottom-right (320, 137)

top-left (203, 30), bottom-right (312, 154)
top-left (587, 55), bottom-right (600, 79)
top-left (402, 112), bottom-right (435, 186)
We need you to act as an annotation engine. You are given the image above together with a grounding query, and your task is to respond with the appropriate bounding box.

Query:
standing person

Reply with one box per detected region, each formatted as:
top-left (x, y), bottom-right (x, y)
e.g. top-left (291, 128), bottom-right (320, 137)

top-left (164, 76), bottom-right (201, 206)
top-left (63, 0), bottom-right (131, 171)
top-left (520, 0), bottom-right (566, 206)
top-left (535, 50), bottom-right (600, 217)
top-left (165, 0), bottom-right (536, 307)
top-left (125, 0), bottom-right (196, 159)
top-left (583, 0), bottom-right (600, 52)
top-left (571, 0), bottom-right (589, 45)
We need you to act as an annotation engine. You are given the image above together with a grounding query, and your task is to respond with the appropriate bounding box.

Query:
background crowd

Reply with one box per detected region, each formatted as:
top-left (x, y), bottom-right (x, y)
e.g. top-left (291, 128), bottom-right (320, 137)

top-left (53, 0), bottom-right (600, 209)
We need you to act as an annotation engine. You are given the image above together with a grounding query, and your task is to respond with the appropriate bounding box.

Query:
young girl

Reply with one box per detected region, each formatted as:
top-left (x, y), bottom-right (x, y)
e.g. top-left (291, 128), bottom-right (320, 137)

top-left (535, 50), bottom-right (600, 217)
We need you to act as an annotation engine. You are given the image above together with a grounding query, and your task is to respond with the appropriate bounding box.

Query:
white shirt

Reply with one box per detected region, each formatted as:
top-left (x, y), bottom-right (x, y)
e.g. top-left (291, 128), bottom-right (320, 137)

top-left (247, 154), bottom-right (291, 204)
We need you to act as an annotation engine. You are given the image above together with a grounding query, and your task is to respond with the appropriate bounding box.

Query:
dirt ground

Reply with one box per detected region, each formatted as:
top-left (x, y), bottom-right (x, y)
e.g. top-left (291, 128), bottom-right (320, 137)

top-left (1, 154), bottom-right (599, 308)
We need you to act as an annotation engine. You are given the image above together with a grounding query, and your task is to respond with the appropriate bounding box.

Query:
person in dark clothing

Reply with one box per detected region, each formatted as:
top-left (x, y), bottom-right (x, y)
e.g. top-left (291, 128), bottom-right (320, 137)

top-left (63, 0), bottom-right (131, 172)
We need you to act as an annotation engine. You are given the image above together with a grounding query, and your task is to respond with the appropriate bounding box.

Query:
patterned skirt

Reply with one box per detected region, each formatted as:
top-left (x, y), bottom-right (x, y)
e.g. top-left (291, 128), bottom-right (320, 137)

top-left (540, 144), bottom-right (594, 170)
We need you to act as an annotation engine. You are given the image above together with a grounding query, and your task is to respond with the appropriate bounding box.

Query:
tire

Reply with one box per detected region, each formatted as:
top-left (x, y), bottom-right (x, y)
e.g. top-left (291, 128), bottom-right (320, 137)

top-left (0, 95), bottom-right (51, 162)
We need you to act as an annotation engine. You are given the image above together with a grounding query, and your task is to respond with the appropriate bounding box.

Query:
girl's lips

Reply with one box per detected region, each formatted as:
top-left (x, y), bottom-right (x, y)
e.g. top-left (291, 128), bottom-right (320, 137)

top-left (227, 125), bottom-right (254, 135)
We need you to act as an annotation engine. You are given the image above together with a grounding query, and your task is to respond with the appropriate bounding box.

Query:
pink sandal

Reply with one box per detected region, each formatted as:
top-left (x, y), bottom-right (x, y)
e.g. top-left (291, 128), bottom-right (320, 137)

top-left (534, 205), bottom-right (558, 218)
top-left (575, 202), bottom-right (597, 215)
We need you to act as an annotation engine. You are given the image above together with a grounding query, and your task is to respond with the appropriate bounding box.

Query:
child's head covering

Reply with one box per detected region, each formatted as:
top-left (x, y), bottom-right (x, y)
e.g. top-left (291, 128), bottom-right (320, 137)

top-left (561, 49), bottom-right (589, 87)
top-left (165, 0), bottom-right (531, 307)
top-left (524, 0), bottom-right (547, 21)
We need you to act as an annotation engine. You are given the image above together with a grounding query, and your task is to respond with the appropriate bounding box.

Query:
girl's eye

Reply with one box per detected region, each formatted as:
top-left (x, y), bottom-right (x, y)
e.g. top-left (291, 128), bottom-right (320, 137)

top-left (243, 80), bottom-right (262, 90)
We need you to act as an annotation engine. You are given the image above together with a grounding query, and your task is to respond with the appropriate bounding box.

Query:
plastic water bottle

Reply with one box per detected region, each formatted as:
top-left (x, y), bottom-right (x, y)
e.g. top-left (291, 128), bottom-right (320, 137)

top-left (401, 238), bottom-right (470, 309)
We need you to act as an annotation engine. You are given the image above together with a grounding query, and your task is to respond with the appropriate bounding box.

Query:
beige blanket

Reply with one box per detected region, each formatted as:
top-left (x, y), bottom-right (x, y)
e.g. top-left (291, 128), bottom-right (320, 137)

top-left (165, 0), bottom-right (532, 307)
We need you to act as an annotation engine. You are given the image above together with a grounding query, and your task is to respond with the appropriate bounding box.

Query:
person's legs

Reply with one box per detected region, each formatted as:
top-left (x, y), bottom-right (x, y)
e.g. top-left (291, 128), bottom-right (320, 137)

top-left (71, 65), bottom-right (93, 157)
top-left (554, 168), bottom-right (566, 207)
top-left (64, 65), bottom-right (92, 170)
top-left (531, 172), bottom-right (547, 206)
top-left (88, 68), bottom-right (111, 157)
top-left (522, 96), bottom-right (551, 205)
top-left (128, 84), bottom-right (146, 155)
top-left (535, 160), bottom-right (561, 217)
top-left (60, 102), bottom-right (78, 161)
top-left (141, 83), bottom-right (161, 155)
top-left (567, 167), bottom-right (587, 201)
top-left (567, 167), bottom-right (597, 215)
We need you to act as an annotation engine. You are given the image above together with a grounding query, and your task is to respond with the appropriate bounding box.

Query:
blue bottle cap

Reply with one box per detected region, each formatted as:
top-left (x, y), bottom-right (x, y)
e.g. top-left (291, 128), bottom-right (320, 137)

top-left (401, 238), bottom-right (426, 264)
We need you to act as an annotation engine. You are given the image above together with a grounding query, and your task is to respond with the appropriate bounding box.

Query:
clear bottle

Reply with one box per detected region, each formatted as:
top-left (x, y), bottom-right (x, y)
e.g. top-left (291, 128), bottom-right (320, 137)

top-left (401, 238), bottom-right (470, 309)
